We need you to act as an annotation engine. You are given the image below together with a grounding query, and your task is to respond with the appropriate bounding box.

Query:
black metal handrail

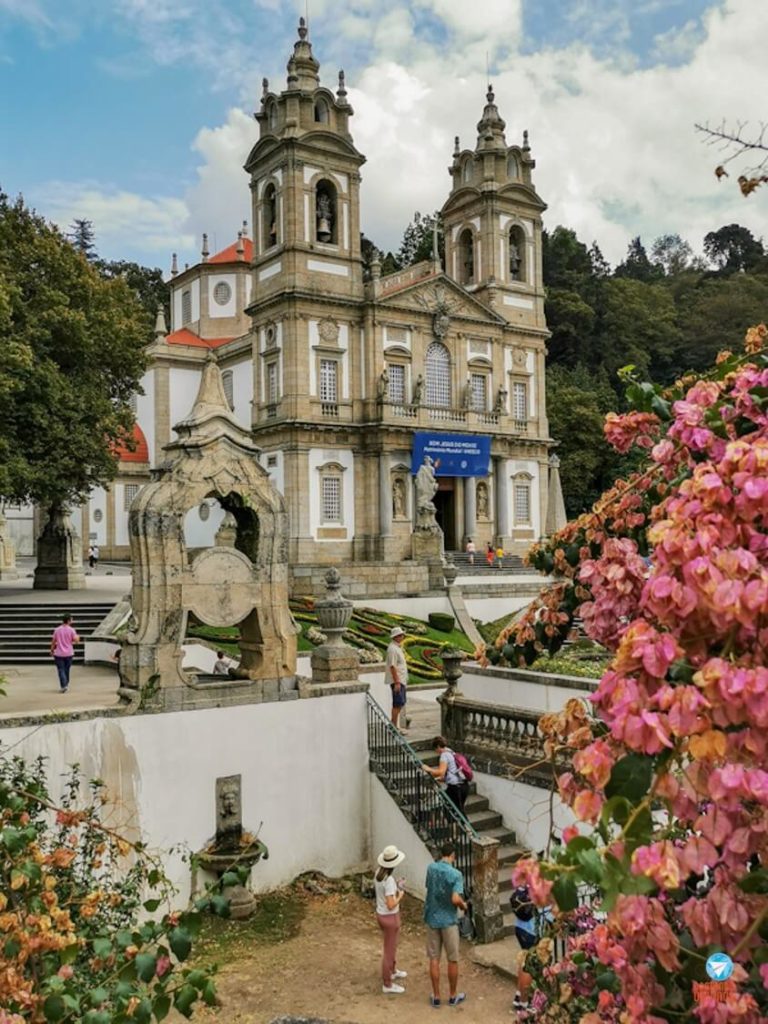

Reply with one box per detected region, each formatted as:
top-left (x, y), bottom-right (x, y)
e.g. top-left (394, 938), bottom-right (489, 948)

top-left (366, 693), bottom-right (477, 899)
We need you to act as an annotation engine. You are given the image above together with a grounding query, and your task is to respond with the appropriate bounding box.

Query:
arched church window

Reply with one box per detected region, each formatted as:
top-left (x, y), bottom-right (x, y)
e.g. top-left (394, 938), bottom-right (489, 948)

top-left (509, 225), bottom-right (525, 282)
top-left (315, 179), bottom-right (337, 244)
top-left (314, 99), bottom-right (329, 123)
top-left (266, 101), bottom-right (278, 131)
top-left (425, 341), bottom-right (451, 408)
top-left (507, 152), bottom-right (520, 179)
top-left (263, 183), bottom-right (278, 250)
top-left (462, 157), bottom-right (473, 183)
top-left (458, 228), bottom-right (474, 285)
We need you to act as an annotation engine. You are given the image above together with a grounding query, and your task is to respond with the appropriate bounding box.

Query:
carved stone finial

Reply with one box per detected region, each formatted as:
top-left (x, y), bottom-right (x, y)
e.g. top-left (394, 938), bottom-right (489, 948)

top-left (262, 76), bottom-right (269, 98)
top-left (170, 252), bottom-right (178, 277)
top-left (314, 568), bottom-right (353, 647)
top-left (487, 84), bottom-right (495, 104)
top-left (236, 231), bottom-right (245, 258)
top-left (242, 219), bottom-right (249, 237)
top-left (154, 304), bottom-right (168, 339)
top-left (201, 233), bottom-right (209, 262)
top-left (454, 135), bottom-right (460, 156)
top-left (298, 16), bottom-right (308, 40)
top-left (337, 69), bottom-right (347, 100)
top-left (523, 129), bottom-right (530, 151)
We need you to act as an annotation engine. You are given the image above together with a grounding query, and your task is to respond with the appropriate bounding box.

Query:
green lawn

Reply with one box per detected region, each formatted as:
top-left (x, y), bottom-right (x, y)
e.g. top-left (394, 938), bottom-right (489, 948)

top-left (186, 600), bottom-right (475, 685)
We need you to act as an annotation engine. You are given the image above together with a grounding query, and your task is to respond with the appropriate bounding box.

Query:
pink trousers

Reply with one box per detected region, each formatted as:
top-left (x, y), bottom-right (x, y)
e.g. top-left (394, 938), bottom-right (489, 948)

top-left (376, 911), bottom-right (401, 985)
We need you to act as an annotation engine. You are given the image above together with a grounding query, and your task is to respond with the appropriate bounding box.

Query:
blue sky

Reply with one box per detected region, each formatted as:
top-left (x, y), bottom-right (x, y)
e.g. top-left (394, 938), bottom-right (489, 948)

top-left (0, 0), bottom-right (764, 268)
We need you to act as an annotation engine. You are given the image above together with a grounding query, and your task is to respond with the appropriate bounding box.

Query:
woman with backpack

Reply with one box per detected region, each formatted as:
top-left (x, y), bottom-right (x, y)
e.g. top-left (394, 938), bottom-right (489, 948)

top-left (423, 735), bottom-right (471, 816)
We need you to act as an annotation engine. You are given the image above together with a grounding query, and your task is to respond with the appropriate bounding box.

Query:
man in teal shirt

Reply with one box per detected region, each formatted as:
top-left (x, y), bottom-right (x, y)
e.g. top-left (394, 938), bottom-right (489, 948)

top-left (423, 843), bottom-right (468, 1007)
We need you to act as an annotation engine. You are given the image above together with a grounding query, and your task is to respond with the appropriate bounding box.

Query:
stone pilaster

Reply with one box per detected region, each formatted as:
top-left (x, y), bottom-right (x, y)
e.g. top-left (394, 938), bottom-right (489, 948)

top-left (494, 457), bottom-right (510, 544)
top-left (470, 834), bottom-right (504, 943)
top-left (464, 476), bottom-right (477, 544)
top-left (33, 507), bottom-right (86, 590)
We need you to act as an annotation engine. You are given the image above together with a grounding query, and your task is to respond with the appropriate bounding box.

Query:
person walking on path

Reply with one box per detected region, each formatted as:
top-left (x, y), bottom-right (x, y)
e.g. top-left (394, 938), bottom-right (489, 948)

top-left (465, 538), bottom-right (475, 565)
top-left (50, 613), bottom-right (81, 693)
top-left (375, 845), bottom-right (408, 994)
top-left (496, 544), bottom-right (504, 569)
top-left (424, 843), bottom-right (468, 1007)
top-left (423, 736), bottom-right (470, 815)
top-left (485, 542), bottom-right (494, 567)
top-left (385, 626), bottom-right (408, 733)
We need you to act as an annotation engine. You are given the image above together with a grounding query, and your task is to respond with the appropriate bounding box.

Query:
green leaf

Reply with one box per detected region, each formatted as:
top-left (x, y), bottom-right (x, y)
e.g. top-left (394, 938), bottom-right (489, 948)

top-left (600, 795), bottom-right (631, 828)
top-left (576, 848), bottom-right (604, 884)
top-left (180, 911), bottom-right (202, 939)
top-left (202, 981), bottom-right (218, 1007)
top-left (605, 754), bottom-right (653, 803)
top-left (174, 984), bottom-right (197, 1018)
top-left (60, 942), bottom-right (79, 965)
top-left (135, 952), bottom-right (157, 983)
top-left (153, 994), bottom-right (171, 1021)
top-left (169, 927), bottom-right (192, 962)
top-left (143, 898), bottom-right (161, 912)
top-left (552, 874), bottom-right (579, 912)
top-left (92, 936), bottom-right (113, 958)
top-left (43, 995), bottom-right (66, 1022)
top-left (89, 988), bottom-right (109, 1007)
top-left (83, 1012), bottom-right (112, 1024)
top-left (623, 807), bottom-right (653, 847)
top-left (115, 929), bottom-right (135, 949)
top-left (738, 868), bottom-right (768, 894)
top-left (134, 997), bottom-right (152, 1024)
top-left (220, 871), bottom-right (240, 888)
top-left (211, 894), bottom-right (231, 918)
top-left (185, 969), bottom-right (209, 991)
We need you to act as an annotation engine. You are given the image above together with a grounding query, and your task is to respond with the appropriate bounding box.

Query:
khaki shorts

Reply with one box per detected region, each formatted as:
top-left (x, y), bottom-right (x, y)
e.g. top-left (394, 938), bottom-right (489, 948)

top-left (426, 925), bottom-right (460, 962)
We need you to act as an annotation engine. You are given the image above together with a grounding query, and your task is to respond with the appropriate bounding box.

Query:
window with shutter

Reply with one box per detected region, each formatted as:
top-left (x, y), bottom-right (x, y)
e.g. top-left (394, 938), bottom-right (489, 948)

top-left (321, 476), bottom-right (342, 522)
top-left (319, 360), bottom-right (338, 403)
top-left (470, 373), bottom-right (487, 411)
top-left (388, 364), bottom-right (405, 404)
top-left (513, 381), bottom-right (528, 421)
top-left (425, 343), bottom-right (451, 407)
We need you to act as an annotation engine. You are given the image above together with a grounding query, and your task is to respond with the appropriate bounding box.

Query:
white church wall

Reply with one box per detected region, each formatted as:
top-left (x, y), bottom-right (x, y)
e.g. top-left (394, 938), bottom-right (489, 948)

top-left (183, 497), bottom-right (227, 549)
top-left (228, 360), bottom-right (253, 428)
top-left (308, 448), bottom-right (355, 540)
top-left (136, 370), bottom-right (156, 465)
top-left (260, 451), bottom-right (285, 495)
top-left (508, 458), bottom-right (541, 537)
top-left (169, 368), bottom-right (202, 431)
top-left (88, 487), bottom-right (108, 547)
top-left (0, 693), bottom-right (371, 902)
top-left (171, 279), bottom-right (200, 331)
top-left (370, 775), bottom-right (434, 900)
top-left (113, 486), bottom-right (129, 547)
top-left (475, 772), bottom-right (575, 856)
top-left (3, 503), bottom-right (35, 556)
top-left (208, 274), bottom-right (237, 319)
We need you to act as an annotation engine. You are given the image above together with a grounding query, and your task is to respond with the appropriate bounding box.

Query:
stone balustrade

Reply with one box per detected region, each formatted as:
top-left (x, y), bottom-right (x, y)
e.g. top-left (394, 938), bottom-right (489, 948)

top-left (439, 693), bottom-right (566, 788)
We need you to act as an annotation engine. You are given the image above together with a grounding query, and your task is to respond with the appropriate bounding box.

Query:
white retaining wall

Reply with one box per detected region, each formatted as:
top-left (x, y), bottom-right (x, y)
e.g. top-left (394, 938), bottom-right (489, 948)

top-left (0, 694), bottom-right (371, 902)
top-left (475, 772), bottom-right (576, 857)
top-left (370, 775), bottom-right (434, 900)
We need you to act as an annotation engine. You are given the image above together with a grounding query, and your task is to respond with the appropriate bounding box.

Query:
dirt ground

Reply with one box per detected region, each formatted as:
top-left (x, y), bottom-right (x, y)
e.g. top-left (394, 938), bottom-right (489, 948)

top-left (185, 887), bottom-right (517, 1024)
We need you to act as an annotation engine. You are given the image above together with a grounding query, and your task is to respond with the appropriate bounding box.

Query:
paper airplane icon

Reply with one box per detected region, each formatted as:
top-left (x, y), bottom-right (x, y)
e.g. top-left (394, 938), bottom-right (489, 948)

top-left (710, 960), bottom-right (728, 978)
top-left (705, 953), bottom-right (733, 981)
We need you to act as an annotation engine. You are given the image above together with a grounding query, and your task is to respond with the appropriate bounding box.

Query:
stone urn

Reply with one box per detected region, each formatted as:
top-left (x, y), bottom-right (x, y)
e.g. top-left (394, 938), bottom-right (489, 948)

top-left (440, 647), bottom-right (464, 692)
top-left (443, 554), bottom-right (458, 587)
top-left (314, 567), bottom-right (353, 645)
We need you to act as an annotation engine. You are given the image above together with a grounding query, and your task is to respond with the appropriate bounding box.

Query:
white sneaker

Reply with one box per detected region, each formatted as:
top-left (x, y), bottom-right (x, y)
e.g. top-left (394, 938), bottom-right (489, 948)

top-left (393, 969), bottom-right (408, 979)
top-left (383, 983), bottom-right (405, 994)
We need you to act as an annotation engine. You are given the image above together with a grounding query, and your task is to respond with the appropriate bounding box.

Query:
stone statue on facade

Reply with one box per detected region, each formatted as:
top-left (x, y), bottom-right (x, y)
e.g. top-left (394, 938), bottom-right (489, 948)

top-left (414, 456), bottom-right (441, 536)
top-left (392, 477), bottom-right (406, 519)
top-left (510, 239), bottom-right (522, 280)
top-left (494, 386), bottom-right (508, 415)
top-left (376, 367), bottom-right (389, 402)
top-left (477, 481), bottom-right (489, 519)
top-left (412, 374), bottom-right (424, 407)
top-left (463, 374), bottom-right (474, 411)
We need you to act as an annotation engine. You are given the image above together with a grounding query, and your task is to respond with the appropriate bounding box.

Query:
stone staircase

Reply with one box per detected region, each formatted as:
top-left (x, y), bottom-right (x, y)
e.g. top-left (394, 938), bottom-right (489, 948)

top-left (412, 740), bottom-right (527, 938)
top-left (0, 603), bottom-right (115, 664)
top-left (447, 551), bottom-right (529, 575)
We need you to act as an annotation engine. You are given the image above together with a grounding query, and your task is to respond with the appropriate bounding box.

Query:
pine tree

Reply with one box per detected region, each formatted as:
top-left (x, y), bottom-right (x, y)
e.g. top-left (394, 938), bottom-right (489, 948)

top-left (68, 218), bottom-right (97, 261)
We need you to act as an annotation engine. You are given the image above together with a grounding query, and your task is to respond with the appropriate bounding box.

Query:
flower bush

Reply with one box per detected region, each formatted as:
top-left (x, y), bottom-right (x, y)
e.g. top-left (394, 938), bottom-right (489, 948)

top-left (0, 754), bottom-right (233, 1022)
top-left (510, 327), bottom-right (768, 1023)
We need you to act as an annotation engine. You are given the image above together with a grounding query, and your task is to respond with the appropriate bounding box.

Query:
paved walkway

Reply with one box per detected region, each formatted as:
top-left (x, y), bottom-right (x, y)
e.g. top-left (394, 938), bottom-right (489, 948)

top-left (0, 664), bottom-right (122, 721)
top-left (0, 559), bottom-right (130, 605)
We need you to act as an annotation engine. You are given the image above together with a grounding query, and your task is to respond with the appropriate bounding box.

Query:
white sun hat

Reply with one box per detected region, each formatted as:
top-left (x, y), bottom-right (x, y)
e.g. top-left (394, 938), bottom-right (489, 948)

top-left (390, 626), bottom-right (405, 639)
top-left (377, 844), bottom-right (406, 869)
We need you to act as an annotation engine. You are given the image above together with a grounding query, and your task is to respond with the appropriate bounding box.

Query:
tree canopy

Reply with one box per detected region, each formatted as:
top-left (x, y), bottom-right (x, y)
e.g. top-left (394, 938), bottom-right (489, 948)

top-left (0, 193), bottom-right (148, 509)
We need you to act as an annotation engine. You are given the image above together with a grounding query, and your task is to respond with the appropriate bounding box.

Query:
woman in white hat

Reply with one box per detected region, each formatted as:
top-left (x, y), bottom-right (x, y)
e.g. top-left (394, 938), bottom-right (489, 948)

top-left (375, 844), bottom-right (408, 994)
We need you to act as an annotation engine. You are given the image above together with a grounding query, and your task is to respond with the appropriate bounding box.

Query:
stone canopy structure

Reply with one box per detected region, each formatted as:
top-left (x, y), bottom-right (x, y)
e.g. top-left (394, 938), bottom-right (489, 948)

top-left (120, 355), bottom-right (297, 705)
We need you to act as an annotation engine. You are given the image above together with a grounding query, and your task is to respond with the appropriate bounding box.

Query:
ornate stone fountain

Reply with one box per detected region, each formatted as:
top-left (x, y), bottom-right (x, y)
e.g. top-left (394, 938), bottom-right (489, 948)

top-left (196, 774), bottom-right (268, 920)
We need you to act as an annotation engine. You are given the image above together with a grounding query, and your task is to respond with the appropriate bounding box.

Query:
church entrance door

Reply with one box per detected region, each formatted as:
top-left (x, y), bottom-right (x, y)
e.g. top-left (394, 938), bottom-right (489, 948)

top-left (434, 479), bottom-right (456, 550)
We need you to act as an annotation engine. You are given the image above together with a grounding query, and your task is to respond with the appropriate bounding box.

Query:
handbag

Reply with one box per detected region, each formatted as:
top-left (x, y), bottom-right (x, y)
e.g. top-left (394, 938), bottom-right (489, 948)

top-left (458, 903), bottom-right (474, 940)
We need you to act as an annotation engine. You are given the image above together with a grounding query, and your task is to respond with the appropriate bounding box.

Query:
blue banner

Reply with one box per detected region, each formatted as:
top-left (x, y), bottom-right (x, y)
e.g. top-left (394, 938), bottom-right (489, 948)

top-left (412, 433), bottom-right (491, 478)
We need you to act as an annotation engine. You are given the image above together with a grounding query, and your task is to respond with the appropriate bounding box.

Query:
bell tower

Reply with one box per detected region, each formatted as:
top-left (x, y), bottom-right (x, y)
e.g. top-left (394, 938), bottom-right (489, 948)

top-left (244, 18), bottom-right (366, 303)
top-left (441, 86), bottom-right (546, 329)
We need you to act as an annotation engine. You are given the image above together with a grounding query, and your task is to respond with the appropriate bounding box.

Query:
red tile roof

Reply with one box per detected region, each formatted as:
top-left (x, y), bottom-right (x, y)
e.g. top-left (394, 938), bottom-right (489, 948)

top-left (114, 423), bottom-right (149, 464)
top-left (209, 238), bottom-right (253, 264)
top-left (165, 328), bottom-right (235, 349)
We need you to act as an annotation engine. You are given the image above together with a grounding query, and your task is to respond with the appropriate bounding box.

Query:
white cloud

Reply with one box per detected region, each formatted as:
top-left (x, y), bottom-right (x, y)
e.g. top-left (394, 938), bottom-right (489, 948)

top-left (651, 17), bottom-right (705, 63)
top-left (32, 182), bottom-right (193, 264)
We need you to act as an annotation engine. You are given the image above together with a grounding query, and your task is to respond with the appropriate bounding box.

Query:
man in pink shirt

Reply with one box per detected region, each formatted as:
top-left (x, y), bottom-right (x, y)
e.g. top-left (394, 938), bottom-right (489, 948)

top-left (50, 613), bottom-right (81, 693)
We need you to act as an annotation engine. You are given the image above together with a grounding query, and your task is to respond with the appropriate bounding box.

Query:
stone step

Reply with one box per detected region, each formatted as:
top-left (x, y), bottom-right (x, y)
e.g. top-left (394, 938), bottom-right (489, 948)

top-left (463, 792), bottom-right (489, 814)
top-left (482, 825), bottom-right (517, 845)
top-left (466, 808), bottom-right (502, 832)
top-left (497, 843), bottom-right (527, 866)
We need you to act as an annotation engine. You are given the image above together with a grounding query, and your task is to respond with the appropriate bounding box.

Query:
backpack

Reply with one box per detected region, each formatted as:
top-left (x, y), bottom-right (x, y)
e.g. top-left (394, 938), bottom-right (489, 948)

top-left (510, 885), bottom-right (535, 922)
top-left (453, 751), bottom-right (473, 782)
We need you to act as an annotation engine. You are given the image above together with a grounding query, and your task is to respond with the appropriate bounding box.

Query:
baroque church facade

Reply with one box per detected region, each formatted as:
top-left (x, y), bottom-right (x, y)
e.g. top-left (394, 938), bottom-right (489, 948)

top-left (74, 20), bottom-right (561, 578)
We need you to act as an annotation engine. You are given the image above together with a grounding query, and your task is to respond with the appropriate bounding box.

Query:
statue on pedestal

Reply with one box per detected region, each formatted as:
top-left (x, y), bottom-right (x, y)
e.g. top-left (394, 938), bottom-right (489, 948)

top-left (415, 456), bottom-right (440, 534)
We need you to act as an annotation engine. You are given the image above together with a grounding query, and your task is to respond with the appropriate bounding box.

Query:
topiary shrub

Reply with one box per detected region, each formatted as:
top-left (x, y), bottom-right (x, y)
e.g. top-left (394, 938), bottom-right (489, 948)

top-left (428, 612), bottom-right (455, 633)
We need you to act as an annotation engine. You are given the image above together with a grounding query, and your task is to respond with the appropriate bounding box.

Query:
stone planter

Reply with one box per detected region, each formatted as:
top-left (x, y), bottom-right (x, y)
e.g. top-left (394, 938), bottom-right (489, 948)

top-left (197, 838), bottom-right (269, 921)
top-left (440, 647), bottom-right (464, 692)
